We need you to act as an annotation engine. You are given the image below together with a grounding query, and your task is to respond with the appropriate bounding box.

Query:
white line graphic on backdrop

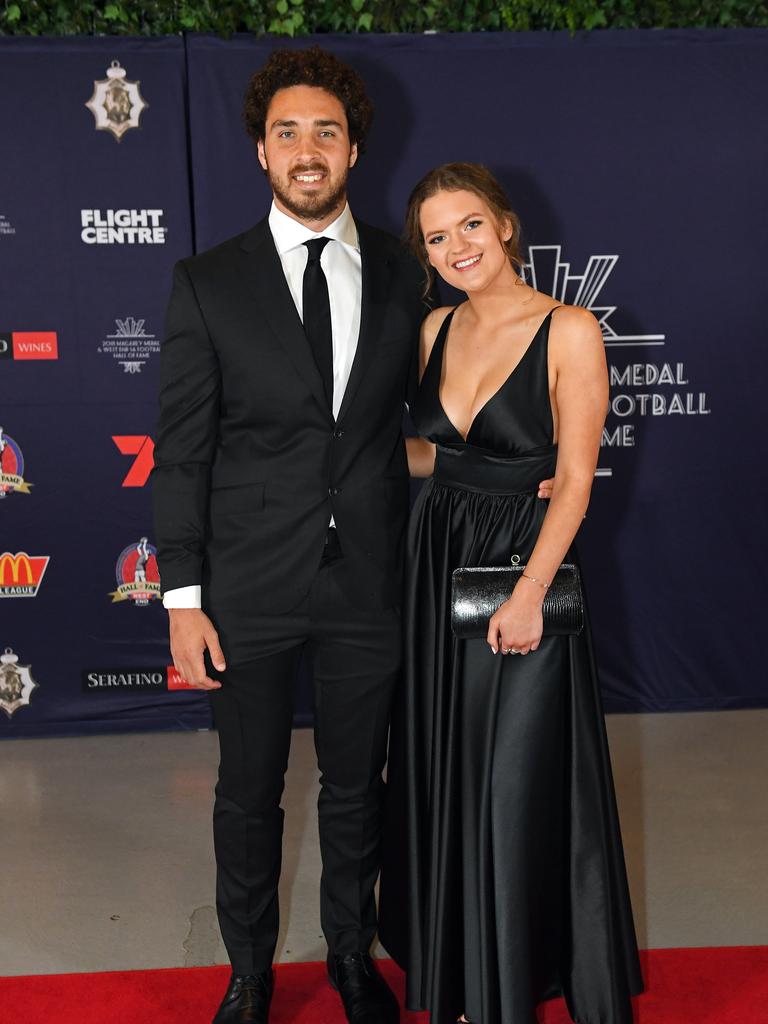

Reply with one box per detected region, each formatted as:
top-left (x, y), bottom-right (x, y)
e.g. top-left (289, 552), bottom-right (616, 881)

top-left (525, 246), bottom-right (665, 347)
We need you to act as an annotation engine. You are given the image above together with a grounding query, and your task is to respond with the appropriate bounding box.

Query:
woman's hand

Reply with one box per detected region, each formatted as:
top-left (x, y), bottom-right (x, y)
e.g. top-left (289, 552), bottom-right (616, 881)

top-left (486, 581), bottom-right (545, 656)
top-left (537, 477), bottom-right (554, 499)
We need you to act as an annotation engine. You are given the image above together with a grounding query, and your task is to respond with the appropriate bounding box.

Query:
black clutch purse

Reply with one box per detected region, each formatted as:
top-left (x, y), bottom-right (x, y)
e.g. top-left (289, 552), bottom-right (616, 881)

top-left (451, 563), bottom-right (584, 639)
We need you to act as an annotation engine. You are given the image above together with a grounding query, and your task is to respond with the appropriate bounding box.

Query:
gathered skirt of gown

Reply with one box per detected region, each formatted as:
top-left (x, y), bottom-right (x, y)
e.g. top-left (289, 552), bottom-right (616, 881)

top-left (379, 308), bottom-right (643, 1024)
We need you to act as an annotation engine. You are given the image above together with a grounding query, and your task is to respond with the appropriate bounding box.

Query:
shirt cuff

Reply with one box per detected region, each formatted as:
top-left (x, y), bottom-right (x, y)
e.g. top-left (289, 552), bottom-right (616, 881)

top-left (163, 585), bottom-right (201, 609)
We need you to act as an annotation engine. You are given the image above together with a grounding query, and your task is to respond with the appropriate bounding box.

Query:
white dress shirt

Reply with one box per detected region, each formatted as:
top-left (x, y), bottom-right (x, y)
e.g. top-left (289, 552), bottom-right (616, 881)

top-left (163, 201), bottom-right (362, 610)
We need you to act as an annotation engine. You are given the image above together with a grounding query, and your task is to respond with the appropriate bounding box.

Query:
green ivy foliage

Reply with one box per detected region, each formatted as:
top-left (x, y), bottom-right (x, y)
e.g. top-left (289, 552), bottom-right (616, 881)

top-left (2, 0), bottom-right (767, 36)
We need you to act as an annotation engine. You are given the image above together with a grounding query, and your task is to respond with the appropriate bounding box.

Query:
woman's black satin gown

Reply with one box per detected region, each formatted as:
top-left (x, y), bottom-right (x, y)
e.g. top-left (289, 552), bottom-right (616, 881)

top-left (379, 308), bottom-right (643, 1024)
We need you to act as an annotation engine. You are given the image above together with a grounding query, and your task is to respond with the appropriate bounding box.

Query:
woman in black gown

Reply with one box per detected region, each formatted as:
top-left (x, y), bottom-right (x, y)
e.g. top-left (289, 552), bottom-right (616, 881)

top-left (379, 164), bottom-right (643, 1024)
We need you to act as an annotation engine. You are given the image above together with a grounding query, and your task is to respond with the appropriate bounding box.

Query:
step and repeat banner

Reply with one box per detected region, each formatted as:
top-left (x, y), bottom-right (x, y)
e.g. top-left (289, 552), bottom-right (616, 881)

top-left (0, 37), bottom-right (209, 735)
top-left (1, 30), bottom-right (766, 736)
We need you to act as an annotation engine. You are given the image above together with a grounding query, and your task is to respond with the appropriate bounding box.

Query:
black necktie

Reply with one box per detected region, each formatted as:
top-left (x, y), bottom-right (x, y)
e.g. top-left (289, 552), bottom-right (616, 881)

top-left (302, 237), bottom-right (334, 409)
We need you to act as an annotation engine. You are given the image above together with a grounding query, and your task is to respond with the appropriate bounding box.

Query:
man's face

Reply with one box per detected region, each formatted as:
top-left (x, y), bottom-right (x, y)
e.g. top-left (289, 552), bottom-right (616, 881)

top-left (257, 85), bottom-right (358, 225)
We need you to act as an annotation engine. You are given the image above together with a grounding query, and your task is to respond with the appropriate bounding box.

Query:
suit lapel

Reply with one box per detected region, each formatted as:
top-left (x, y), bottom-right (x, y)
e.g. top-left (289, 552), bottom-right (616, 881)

top-left (240, 219), bottom-right (332, 420)
top-left (336, 220), bottom-right (392, 425)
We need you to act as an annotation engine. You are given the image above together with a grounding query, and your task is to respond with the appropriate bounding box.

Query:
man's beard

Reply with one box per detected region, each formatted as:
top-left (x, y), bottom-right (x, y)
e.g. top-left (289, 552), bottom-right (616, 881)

top-left (268, 164), bottom-right (348, 223)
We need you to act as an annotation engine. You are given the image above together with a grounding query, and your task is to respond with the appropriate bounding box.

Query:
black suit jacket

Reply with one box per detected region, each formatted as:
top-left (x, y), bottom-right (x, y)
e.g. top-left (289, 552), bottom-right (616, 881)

top-left (152, 216), bottom-right (428, 663)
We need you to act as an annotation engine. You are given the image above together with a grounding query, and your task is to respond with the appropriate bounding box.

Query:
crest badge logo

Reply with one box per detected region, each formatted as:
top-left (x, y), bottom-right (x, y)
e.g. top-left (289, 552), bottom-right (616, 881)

top-left (86, 60), bottom-right (148, 142)
top-left (0, 428), bottom-right (33, 498)
top-left (0, 647), bottom-right (38, 719)
top-left (110, 537), bottom-right (162, 605)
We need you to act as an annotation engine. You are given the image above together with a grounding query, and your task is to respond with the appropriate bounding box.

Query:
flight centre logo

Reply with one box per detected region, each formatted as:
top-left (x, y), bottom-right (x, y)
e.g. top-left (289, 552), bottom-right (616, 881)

top-left (0, 552), bottom-right (50, 598)
top-left (85, 60), bottom-right (148, 142)
top-left (0, 647), bottom-right (38, 719)
top-left (81, 209), bottom-right (166, 245)
top-left (0, 331), bottom-right (58, 360)
top-left (0, 428), bottom-right (33, 498)
top-left (109, 537), bottom-right (161, 605)
top-left (525, 245), bottom-right (710, 480)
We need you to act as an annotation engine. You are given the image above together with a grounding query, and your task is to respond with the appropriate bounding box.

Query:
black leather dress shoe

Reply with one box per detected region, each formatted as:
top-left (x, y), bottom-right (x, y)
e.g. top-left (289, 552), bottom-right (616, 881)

top-left (212, 970), bottom-right (274, 1024)
top-left (328, 953), bottom-right (400, 1024)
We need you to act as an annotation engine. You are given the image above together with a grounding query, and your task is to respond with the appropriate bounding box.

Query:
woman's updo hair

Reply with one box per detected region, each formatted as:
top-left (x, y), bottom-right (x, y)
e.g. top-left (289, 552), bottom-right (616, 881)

top-left (404, 162), bottom-right (524, 296)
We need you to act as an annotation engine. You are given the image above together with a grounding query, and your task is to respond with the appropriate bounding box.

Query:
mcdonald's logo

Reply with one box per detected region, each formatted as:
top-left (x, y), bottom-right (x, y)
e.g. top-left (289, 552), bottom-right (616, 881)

top-left (0, 552), bottom-right (50, 597)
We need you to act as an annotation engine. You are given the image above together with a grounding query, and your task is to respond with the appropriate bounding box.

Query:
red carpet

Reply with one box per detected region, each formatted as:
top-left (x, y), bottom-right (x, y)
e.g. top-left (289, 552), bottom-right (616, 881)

top-left (1, 948), bottom-right (766, 1023)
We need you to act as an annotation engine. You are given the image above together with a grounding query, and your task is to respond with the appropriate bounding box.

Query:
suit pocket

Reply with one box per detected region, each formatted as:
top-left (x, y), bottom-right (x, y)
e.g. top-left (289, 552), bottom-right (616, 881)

top-left (210, 482), bottom-right (265, 515)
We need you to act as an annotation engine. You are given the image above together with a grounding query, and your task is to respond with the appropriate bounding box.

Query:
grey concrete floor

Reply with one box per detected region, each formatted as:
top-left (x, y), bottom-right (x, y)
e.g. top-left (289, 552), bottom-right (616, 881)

top-left (0, 709), bottom-right (766, 977)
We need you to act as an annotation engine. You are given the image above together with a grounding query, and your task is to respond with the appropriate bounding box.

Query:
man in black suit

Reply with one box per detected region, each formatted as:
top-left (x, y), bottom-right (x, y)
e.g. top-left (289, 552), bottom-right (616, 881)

top-left (152, 48), bottom-right (425, 1024)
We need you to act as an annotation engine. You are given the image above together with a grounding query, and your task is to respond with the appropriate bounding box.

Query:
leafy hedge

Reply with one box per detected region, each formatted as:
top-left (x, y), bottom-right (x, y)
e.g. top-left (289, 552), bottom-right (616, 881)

top-left (2, 0), bottom-right (767, 36)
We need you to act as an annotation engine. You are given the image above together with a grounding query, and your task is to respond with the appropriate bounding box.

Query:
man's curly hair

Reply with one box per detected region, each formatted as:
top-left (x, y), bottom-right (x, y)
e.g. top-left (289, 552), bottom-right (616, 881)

top-left (243, 47), bottom-right (374, 154)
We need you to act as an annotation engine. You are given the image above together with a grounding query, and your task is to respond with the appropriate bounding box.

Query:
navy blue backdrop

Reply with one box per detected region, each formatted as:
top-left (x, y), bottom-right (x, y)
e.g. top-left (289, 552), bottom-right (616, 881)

top-left (1, 30), bottom-right (766, 737)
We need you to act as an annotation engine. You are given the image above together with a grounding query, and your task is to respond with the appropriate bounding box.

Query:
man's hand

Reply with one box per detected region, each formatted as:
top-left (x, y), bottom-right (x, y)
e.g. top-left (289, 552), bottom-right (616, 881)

top-left (538, 477), bottom-right (555, 499)
top-left (168, 609), bottom-right (225, 690)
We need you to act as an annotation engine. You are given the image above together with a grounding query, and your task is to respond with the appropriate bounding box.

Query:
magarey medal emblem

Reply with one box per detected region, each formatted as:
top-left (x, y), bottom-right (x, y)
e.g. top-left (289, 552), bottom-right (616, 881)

top-left (86, 60), bottom-right (148, 142)
top-left (0, 648), bottom-right (38, 719)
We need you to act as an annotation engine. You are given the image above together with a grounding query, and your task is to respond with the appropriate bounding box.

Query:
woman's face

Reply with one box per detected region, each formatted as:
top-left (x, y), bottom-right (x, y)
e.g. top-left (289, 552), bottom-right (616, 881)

top-left (419, 189), bottom-right (512, 293)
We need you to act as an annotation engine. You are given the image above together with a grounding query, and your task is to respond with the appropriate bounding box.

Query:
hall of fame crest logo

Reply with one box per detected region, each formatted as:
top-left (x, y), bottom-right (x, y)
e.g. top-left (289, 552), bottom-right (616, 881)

top-left (0, 428), bottom-right (33, 498)
top-left (86, 60), bottom-right (148, 142)
top-left (524, 245), bottom-right (709, 479)
top-left (0, 647), bottom-right (38, 719)
top-left (110, 537), bottom-right (161, 605)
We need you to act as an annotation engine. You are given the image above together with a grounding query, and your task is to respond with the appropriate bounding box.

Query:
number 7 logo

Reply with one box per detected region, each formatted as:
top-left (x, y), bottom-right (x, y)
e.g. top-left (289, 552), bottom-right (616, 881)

top-left (112, 435), bottom-right (155, 487)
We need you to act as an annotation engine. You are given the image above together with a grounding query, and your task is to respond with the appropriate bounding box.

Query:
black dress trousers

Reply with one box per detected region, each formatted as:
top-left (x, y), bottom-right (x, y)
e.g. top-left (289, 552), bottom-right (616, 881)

top-left (208, 535), bottom-right (401, 974)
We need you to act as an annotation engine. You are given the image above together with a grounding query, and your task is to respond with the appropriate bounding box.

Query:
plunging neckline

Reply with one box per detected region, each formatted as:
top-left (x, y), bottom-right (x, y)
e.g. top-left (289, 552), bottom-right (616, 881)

top-left (436, 306), bottom-right (558, 444)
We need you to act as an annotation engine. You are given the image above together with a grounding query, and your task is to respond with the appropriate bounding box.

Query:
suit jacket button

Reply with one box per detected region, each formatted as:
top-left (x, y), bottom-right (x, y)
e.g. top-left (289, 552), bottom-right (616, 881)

top-left (329, 487), bottom-right (341, 496)
top-left (333, 429), bottom-right (345, 439)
